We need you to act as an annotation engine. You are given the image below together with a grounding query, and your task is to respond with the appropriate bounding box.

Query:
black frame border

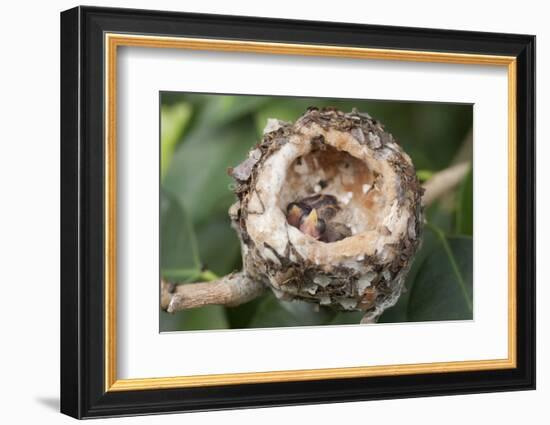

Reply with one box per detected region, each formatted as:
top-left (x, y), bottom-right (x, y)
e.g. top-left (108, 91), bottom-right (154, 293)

top-left (60, 6), bottom-right (535, 419)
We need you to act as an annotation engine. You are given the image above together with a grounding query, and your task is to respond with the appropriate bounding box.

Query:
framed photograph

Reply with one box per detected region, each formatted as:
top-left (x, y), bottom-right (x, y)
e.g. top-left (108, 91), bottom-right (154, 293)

top-left (60, 6), bottom-right (535, 419)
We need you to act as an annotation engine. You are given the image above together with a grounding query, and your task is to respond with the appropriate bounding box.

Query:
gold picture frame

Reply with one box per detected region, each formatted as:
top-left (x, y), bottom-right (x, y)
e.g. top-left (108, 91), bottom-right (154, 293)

top-left (104, 34), bottom-right (517, 392)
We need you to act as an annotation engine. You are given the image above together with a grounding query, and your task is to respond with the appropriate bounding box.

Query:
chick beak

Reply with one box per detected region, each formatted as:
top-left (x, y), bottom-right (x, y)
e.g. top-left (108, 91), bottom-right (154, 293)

top-left (299, 208), bottom-right (325, 239)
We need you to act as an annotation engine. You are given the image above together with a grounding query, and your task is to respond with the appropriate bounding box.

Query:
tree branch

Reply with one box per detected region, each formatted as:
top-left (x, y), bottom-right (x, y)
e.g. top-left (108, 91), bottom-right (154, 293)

top-left (422, 161), bottom-right (470, 206)
top-left (161, 272), bottom-right (266, 313)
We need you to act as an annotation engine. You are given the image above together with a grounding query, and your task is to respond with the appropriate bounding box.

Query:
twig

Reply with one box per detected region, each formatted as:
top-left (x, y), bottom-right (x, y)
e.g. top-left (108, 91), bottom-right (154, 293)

top-left (161, 272), bottom-right (266, 313)
top-left (422, 161), bottom-right (470, 206)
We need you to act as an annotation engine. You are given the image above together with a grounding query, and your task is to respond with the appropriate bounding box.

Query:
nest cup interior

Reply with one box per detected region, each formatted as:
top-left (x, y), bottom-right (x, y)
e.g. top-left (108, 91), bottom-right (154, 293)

top-left (279, 145), bottom-right (388, 240)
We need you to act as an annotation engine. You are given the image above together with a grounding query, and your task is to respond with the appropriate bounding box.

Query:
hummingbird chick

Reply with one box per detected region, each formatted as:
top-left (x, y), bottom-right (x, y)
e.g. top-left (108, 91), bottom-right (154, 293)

top-left (286, 201), bottom-right (325, 239)
top-left (299, 194), bottom-right (340, 221)
top-left (299, 208), bottom-right (326, 239)
top-left (286, 194), bottom-right (350, 242)
top-left (321, 222), bottom-right (352, 243)
top-left (286, 202), bottom-right (307, 228)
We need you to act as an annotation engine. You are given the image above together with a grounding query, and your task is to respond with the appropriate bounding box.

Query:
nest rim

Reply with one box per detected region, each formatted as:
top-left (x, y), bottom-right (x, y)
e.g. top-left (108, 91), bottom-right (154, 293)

top-left (245, 121), bottom-right (413, 267)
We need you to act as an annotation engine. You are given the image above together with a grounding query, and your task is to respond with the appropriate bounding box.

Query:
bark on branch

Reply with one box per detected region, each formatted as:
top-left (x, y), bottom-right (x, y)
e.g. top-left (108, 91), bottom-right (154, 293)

top-left (161, 272), bottom-right (266, 313)
top-left (423, 161), bottom-right (470, 206)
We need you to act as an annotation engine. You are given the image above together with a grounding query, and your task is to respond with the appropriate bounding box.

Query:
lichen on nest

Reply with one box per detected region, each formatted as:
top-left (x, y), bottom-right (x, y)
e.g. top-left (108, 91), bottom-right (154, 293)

top-left (228, 107), bottom-right (424, 323)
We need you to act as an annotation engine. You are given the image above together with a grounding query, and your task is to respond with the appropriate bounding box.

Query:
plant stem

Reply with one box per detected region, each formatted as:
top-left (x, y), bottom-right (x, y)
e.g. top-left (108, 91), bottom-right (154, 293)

top-left (423, 161), bottom-right (470, 206)
top-left (161, 272), bottom-right (265, 313)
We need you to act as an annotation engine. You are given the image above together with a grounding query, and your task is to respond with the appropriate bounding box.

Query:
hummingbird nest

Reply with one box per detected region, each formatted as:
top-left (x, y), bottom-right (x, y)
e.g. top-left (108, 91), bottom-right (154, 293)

top-left (228, 107), bottom-right (424, 323)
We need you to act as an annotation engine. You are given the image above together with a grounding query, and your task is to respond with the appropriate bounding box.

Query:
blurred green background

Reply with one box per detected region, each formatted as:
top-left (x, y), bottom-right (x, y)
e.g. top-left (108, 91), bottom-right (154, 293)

top-left (160, 92), bottom-right (473, 332)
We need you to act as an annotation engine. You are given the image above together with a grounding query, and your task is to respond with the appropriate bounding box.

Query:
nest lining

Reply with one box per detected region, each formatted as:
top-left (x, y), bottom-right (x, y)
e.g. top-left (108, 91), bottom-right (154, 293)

top-left (246, 122), bottom-right (411, 268)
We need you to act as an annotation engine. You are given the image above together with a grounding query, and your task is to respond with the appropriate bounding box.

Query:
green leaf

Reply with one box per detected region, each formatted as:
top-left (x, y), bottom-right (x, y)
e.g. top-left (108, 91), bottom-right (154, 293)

top-left (424, 200), bottom-right (455, 235)
top-left (378, 227), bottom-right (439, 323)
top-left (194, 95), bottom-right (271, 130)
top-left (225, 297), bottom-right (264, 329)
top-left (161, 268), bottom-right (219, 283)
top-left (248, 292), bottom-right (335, 328)
top-left (407, 227), bottom-right (473, 322)
top-left (328, 311), bottom-right (364, 325)
top-left (160, 191), bottom-right (201, 271)
top-left (162, 268), bottom-right (202, 282)
top-left (416, 169), bottom-right (434, 182)
top-left (163, 118), bottom-right (257, 225)
top-left (160, 102), bottom-right (192, 178)
top-left (160, 305), bottom-right (229, 332)
top-left (196, 215), bottom-right (242, 276)
top-left (456, 166), bottom-right (473, 236)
